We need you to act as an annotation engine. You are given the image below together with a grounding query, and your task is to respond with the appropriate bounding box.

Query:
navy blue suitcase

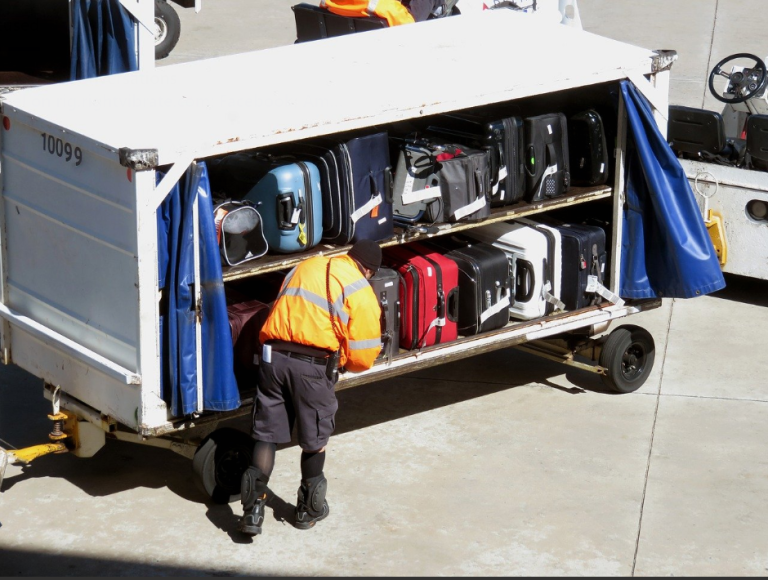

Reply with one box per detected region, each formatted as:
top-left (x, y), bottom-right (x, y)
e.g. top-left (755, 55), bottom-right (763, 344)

top-left (311, 131), bottom-right (395, 244)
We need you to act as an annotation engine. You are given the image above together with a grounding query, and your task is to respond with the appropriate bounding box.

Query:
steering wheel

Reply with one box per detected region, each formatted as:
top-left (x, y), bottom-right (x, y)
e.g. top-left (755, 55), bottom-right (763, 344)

top-left (708, 53), bottom-right (768, 104)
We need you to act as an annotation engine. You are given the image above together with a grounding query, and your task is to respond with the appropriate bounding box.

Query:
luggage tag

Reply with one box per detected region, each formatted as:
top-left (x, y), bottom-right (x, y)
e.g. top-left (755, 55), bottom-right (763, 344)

top-left (586, 275), bottom-right (624, 307)
top-left (453, 194), bottom-right (487, 221)
top-left (541, 281), bottom-right (566, 312)
top-left (401, 175), bottom-right (442, 205)
top-left (350, 193), bottom-right (383, 223)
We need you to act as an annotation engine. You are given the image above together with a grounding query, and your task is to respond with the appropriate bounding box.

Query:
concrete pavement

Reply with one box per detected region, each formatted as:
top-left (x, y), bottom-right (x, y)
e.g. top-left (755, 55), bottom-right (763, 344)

top-left (1, 0), bottom-right (768, 576)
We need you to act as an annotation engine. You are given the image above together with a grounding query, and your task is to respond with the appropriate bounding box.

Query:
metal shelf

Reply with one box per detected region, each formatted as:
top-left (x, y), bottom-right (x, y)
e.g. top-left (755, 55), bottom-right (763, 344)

top-left (221, 185), bottom-right (611, 281)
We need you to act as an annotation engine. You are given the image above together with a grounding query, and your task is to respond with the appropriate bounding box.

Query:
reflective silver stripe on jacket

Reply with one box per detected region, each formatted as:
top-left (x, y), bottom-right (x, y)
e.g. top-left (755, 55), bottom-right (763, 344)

top-left (350, 338), bottom-right (381, 351)
top-left (280, 287), bottom-right (351, 325)
top-left (367, 0), bottom-right (379, 14)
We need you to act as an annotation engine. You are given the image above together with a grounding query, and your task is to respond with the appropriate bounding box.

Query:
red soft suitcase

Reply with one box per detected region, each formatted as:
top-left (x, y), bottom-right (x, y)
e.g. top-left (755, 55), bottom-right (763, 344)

top-left (227, 299), bottom-right (271, 386)
top-left (383, 243), bottom-right (460, 350)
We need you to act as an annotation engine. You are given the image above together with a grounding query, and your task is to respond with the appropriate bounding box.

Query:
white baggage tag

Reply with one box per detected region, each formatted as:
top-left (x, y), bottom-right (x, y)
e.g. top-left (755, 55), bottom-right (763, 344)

top-left (262, 344), bottom-right (272, 364)
top-left (586, 275), bottom-right (625, 307)
top-left (479, 294), bottom-right (511, 324)
top-left (547, 124), bottom-right (553, 135)
top-left (402, 172), bottom-right (415, 198)
top-left (498, 165), bottom-right (508, 180)
top-left (350, 193), bottom-right (383, 223)
top-left (402, 186), bottom-right (441, 205)
top-left (291, 208), bottom-right (301, 224)
top-left (453, 194), bottom-right (487, 221)
top-left (427, 267), bottom-right (433, 277)
top-left (541, 281), bottom-right (566, 312)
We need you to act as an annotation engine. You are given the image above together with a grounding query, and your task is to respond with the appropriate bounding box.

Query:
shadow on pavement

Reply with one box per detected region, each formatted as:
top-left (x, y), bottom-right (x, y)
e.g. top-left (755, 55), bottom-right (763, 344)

top-left (0, 340), bottom-right (612, 502)
top-left (0, 545), bottom-right (280, 576)
top-left (712, 273), bottom-right (768, 308)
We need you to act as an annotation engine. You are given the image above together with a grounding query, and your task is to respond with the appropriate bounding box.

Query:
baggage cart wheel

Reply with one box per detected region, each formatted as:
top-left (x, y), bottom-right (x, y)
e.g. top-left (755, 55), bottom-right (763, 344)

top-left (154, 0), bottom-right (181, 60)
top-left (192, 428), bottom-right (254, 504)
top-left (599, 324), bottom-right (655, 394)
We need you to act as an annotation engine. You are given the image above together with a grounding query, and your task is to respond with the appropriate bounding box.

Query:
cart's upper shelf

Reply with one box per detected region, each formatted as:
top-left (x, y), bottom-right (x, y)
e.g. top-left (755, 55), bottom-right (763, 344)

top-left (1, 10), bottom-right (655, 166)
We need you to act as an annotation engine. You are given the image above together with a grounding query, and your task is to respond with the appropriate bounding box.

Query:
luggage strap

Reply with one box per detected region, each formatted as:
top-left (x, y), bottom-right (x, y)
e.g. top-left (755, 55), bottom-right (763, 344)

top-left (418, 315), bottom-right (446, 349)
top-left (586, 275), bottom-right (624, 307)
top-left (401, 179), bottom-right (442, 205)
top-left (479, 293), bottom-right (511, 324)
top-left (541, 281), bottom-right (566, 312)
top-left (452, 193), bottom-right (487, 221)
top-left (350, 193), bottom-right (383, 223)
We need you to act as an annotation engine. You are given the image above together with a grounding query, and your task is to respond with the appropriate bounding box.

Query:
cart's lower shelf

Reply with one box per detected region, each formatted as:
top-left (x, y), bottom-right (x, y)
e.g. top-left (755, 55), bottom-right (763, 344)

top-left (147, 297), bottom-right (660, 437)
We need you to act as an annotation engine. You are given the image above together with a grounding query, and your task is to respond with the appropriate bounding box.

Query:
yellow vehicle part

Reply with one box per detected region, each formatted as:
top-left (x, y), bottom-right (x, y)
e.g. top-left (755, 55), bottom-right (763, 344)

top-left (705, 209), bottom-right (728, 266)
top-left (10, 442), bottom-right (68, 463)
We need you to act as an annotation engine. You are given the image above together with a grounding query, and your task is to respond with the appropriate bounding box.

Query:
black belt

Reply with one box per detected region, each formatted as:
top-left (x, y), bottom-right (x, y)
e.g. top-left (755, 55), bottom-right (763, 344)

top-left (275, 350), bottom-right (329, 366)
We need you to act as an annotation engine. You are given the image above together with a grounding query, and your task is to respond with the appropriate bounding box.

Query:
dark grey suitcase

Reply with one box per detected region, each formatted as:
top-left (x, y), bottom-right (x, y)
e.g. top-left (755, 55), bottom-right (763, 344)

top-left (426, 112), bottom-right (525, 207)
top-left (369, 267), bottom-right (401, 361)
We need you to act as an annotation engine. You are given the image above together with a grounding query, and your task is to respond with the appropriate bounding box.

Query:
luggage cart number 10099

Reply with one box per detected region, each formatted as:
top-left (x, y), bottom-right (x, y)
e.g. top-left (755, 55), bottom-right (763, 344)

top-left (41, 133), bottom-right (82, 166)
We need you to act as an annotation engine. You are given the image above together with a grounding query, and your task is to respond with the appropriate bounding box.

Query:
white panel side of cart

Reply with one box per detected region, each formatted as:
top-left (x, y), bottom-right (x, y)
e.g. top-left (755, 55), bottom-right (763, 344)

top-left (1, 9), bottom-right (655, 166)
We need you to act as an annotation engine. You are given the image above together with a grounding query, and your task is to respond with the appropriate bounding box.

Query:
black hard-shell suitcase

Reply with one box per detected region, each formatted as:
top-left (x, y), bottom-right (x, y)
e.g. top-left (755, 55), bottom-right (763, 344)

top-left (426, 237), bottom-right (513, 335)
top-left (523, 112), bottom-right (570, 202)
top-left (369, 267), bottom-right (401, 361)
top-left (307, 131), bottom-right (394, 244)
top-left (533, 216), bottom-right (607, 311)
top-left (426, 112), bottom-right (525, 207)
top-left (568, 109), bottom-right (609, 186)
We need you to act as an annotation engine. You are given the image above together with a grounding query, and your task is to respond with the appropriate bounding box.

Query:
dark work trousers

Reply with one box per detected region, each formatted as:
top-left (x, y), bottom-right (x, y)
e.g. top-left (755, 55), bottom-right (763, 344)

top-left (252, 351), bottom-right (338, 451)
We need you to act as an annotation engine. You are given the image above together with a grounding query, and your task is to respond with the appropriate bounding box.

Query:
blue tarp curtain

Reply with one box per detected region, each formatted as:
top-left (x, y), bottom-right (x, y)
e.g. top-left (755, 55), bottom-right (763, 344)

top-left (619, 80), bottom-right (726, 299)
top-left (71, 0), bottom-right (138, 80)
top-left (157, 163), bottom-right (241, 417)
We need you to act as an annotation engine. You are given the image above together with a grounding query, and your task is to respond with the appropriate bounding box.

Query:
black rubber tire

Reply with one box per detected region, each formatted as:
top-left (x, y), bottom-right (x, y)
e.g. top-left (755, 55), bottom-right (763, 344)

top-left (192, 428), bottom-right (255, 504)
top-left (154, 0), bottom-right (181, 60)
top-left (599, 324), bottom-right (655, 394)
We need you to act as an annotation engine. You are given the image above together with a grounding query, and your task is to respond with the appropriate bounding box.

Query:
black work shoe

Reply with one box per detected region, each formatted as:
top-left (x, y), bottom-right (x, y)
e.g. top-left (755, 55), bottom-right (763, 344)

top-left (238, 493), bottom-right (267, 536)
top-left (294, 499), bottom-right (329, 530)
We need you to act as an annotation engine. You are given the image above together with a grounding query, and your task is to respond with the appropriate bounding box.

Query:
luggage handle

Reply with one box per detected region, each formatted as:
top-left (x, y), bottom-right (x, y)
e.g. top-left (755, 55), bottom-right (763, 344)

top-left (436, 288), bottom-right (446, 321)
top-left (515, 259), bottom-right (535, 302)
top-left (277, 193), bottom-right (297, 231)
top-left (485, 145), bottom-right (500, 188)
top-left (379, 291), bottom-right (388, 336)
top-left (384, 166), bottom-right (394, 204)
top-left (446, 287), bottom-right (460, 323)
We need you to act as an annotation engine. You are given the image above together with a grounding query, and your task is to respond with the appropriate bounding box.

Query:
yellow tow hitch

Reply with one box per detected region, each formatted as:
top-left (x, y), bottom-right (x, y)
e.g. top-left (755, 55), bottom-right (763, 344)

top-left (0, 390), bottom-right (76, 490)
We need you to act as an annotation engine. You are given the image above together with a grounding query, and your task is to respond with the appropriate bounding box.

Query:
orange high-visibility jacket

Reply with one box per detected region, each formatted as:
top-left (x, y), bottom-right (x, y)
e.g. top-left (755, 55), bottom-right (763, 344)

top-left (320, 0), bottom-right (415, 27)
top-left (260, 254), bottom-right (382, 372)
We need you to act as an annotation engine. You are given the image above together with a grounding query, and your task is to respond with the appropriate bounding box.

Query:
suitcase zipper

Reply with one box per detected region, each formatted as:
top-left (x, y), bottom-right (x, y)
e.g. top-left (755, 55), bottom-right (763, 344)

top-left (298, 161), bottom-right (314, 247)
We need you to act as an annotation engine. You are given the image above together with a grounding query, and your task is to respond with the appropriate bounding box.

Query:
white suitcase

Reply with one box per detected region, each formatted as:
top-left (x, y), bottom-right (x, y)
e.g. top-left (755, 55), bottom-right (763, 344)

top-left (465, 220), bottom-right (563, 320)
